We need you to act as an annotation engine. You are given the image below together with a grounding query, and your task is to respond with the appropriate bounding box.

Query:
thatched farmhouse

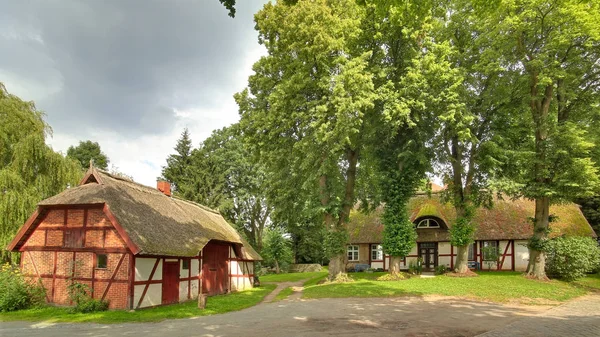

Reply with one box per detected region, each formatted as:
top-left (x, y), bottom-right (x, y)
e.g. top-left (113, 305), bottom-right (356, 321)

top-left (7, 166), bottom-right (260, 309)
top-left (346, 185), bottom-right (597, 272)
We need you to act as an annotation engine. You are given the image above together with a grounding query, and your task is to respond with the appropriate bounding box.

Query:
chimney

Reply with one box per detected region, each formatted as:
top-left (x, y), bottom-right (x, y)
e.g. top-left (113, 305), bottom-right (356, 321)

top-left (157, 181), bottom-right (171, 197)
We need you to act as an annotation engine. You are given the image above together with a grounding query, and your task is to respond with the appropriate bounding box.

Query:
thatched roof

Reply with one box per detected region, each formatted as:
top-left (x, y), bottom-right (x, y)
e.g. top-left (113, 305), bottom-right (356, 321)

top-left (348, 194), bottom-right (596, 243)
top-left (32, 168), bottom-right (261, 259)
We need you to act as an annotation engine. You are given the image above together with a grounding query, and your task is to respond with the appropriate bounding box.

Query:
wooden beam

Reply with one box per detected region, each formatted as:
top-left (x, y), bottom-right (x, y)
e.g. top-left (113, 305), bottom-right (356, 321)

top-left (101, 253), bottom-right (126, 301)
top-left (136, 258), bottom-right (160, 309)
top-left (27, 252), bottom-right (50, 302)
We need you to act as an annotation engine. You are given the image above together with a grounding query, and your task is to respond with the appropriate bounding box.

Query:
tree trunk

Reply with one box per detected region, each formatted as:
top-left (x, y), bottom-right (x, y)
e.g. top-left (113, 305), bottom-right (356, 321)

top-left (389, 256), bottom-right (403, 274)
top-left (454, 245), bottom-right (469, 273)
top-left (275, 260), bottom-right (280, 274)
top-left (328, 254), bottom-right (345, 280)
top-left (526, 196), bottom-right (550, 279)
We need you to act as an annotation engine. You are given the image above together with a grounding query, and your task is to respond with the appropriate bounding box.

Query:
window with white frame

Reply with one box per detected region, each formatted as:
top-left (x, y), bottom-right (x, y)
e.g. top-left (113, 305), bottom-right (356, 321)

top-left (371, 244), bottom-right (383, 261)
top-left (416, 218), bottom-right (441, 228)
top-left (483, 241), bottom-right (499, 261)
top-left (347, 245), bottom-right (359, 261)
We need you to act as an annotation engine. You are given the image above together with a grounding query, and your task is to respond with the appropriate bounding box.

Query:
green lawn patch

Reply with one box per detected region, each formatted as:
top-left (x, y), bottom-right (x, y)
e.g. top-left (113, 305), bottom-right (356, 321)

top-left (303, 273), bottom-right (328, 287)
top-left (260, 271), bottom-right (327, 283)
top-left (574, 273), bottom-right (600, 291)
top-left (0, 284), bottom-right (276, 324)
top-left (303, 272), bottom-right (587, 304)
top-left (273, 286), bottom-right (294, 302)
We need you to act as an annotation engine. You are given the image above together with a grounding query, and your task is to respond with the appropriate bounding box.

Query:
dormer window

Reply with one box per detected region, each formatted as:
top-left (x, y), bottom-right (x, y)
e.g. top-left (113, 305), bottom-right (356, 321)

top-left (416, 218), bottom-right (441, 229)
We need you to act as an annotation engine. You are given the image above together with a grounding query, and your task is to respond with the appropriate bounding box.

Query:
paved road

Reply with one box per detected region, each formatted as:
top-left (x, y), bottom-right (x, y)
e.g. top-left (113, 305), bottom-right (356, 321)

top-left (478, 294), bottom-right (600, 337)
top-left (0, 296), bottom-right (546, 337)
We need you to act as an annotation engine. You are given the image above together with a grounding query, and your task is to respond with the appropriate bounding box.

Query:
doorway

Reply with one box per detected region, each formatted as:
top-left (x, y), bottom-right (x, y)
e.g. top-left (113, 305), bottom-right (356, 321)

top-left (162, 261), bottom-right (180, 305)
top-left (419, 242), bottom-right (438, 271)
top-left (202, 242), bottom-right (230, 296)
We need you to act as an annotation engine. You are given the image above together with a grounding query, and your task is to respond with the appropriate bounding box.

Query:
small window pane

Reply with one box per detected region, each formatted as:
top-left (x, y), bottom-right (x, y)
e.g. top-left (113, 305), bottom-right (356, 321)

top-left (468, 243), bottom-right (475, 260)
top-left (97, 254), bottom-right (107, 269)
top-left (347, 245), bottom-right (359, 261)
top-left (182, 259), bottom-right (190, 270)
top-left (483, 241), bottom-right (499, 261)
top-left (371, 244), bottom-right (382, 261)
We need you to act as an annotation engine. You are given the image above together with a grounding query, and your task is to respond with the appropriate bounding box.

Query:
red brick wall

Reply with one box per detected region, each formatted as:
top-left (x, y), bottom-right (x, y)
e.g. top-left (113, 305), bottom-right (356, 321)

top-left (20, 207), bottom-right (131, 309)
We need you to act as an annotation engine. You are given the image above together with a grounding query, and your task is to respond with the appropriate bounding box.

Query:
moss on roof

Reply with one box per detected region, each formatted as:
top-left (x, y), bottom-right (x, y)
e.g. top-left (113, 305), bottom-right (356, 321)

top-left (37, 168), bottom-right (261, 259)
top-left (348, 195), bottom-right (596, 243)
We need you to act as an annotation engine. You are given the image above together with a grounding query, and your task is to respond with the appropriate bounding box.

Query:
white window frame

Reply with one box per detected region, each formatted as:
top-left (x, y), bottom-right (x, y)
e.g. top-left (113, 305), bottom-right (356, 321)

top-left (371, 244), bottom-right (383, 261)
top-left (347, 245), bottom-right (359, 262)
top-left (416, 218), bottom-right (441, 228)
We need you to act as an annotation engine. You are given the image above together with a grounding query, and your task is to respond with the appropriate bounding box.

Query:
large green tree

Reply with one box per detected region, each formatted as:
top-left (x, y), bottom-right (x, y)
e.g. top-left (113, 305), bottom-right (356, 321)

top-left (0, 83), bottom-right (82, 263)
top-left (161, 128), bottom-right (193, 194)
top-left (67, 140), bottom-right (110, 170)
top-left (479, 0), bottom-right (600, 279)
top-left (236, 0), bottom-right (384, 279)
top-left (189, 125), bottom-right (272, 252)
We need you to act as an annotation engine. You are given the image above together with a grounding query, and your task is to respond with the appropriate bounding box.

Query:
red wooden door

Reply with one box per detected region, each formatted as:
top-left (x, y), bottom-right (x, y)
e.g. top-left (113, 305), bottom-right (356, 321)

top-left (162, 261), bottom-right (180, 305)
top-left (202, 243), bottom-right (229, 295)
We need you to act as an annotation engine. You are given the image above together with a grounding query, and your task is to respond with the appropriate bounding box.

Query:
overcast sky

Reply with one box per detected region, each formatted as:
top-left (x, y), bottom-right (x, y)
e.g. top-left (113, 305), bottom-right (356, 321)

top-left (1, 0), bottom-right (268, 187)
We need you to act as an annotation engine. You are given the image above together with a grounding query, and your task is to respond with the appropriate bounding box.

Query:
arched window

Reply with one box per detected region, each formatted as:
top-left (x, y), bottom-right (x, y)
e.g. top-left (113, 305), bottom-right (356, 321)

top-left (416, 218), bottom-right (441, 229)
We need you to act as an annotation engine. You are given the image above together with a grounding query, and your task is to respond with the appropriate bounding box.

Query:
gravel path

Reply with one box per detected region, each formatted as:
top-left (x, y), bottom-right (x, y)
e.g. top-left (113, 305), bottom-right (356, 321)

top-left (477, 294), bottom-right (600, 337)
top-left (0, 296), bottom-right (548, 337)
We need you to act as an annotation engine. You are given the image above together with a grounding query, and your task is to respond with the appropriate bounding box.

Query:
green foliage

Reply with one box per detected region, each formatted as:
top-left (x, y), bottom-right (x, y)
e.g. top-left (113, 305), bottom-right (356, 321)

top-left (161, 126), bottom-right (272, 252)
top-left (161, 128), bottom-right (193, 194)
top-left (434, 265), bottom-right (448, 276)
top-left (449, 215), bottom-right (476, 247)
top-left (236, 0), bottom-right (381, 272)
top-left (0, 83), bottom-right (82, 263)
top-left (66, 140), bottom-right (110, 170)
top-left (67, 281), bottom-right (108, 313)
top-left (0, 263), bottom-right (46, 312)
top-left (408, 258), bottom-right (423, 275)
top-left (545, 236), bottom-right (600, 281)
top-left (262, 228), bottom-right (293, 273)
top-left (482, 246), bottom-right (500, 271)
top-left (576, 196), bottom-right (600, 236)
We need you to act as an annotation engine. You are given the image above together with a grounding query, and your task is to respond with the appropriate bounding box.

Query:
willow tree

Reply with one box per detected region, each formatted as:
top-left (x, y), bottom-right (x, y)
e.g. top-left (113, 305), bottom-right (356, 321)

top-left (0, 83), bottom-right (82, 264)
top-left (236, 0), bottom-right (383, 279)
top-left (477, 0), bottom-right (600, 279)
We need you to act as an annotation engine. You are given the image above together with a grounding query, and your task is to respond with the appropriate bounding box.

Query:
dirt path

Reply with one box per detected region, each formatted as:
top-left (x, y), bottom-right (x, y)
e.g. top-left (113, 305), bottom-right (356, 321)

top-left (1, 296), bottom-right (550, 337)
top-left (261, 279), bottom-right (308, 303)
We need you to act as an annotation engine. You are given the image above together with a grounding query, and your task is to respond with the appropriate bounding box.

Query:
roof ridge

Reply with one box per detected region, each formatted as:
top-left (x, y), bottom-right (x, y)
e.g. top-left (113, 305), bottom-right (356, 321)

top-left (97, 170), bottom-right (165, 195)
top-left (171, 195), bottom-right (221, 215)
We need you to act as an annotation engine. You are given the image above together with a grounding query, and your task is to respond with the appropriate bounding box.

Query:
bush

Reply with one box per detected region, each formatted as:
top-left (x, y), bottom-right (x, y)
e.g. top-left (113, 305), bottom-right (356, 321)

top-left (434, 265), bottom-right (448, 275)
top-left (0, 263), bottom-right (46, 312)
top-left (408, 258), bottom-right (423, 275)
top-left (545, 236), bottom-right (600, 281)
top-left (67, 281), bottom-right (108, 313)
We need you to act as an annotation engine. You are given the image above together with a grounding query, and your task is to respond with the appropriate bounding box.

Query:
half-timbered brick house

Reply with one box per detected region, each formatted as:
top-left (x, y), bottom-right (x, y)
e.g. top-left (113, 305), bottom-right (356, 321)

top-left (7, 166), bottom-right (260, 309)
top-left (346, 185), bottom-right (597, 272)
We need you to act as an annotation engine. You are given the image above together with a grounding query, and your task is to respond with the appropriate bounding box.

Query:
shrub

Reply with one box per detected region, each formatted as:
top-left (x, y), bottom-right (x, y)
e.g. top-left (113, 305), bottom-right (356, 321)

top-left (408, 258), bottom-right (423, 275)
top-left (545, 236), bottom-right (600, 281)
top-left (0, 263), bottom-right (46, 312)
top-left (434, 265), bottom-right (448, 275)
top-left (376, 272), bottom-right (411, 281)
top-left (67, 281), bottom-right (108, 313)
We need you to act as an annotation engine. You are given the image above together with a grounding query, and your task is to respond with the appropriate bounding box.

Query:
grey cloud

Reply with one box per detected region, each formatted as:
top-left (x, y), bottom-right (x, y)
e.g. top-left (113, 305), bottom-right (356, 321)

top-left (0, 0), bottom-right (266, 138)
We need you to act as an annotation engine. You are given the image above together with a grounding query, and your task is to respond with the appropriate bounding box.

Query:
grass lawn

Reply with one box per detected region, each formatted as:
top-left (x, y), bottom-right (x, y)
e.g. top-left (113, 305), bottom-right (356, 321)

top-left (574, 273), bottom-right (600, 291)
top-left (273, 286), bottom-right (294, 301)
top-left (260, 270), bottom-right (328, 283)
top-left (303, 272), bottom-right (588, 304)
top-left (0, 284), bottom-right (276, 324)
